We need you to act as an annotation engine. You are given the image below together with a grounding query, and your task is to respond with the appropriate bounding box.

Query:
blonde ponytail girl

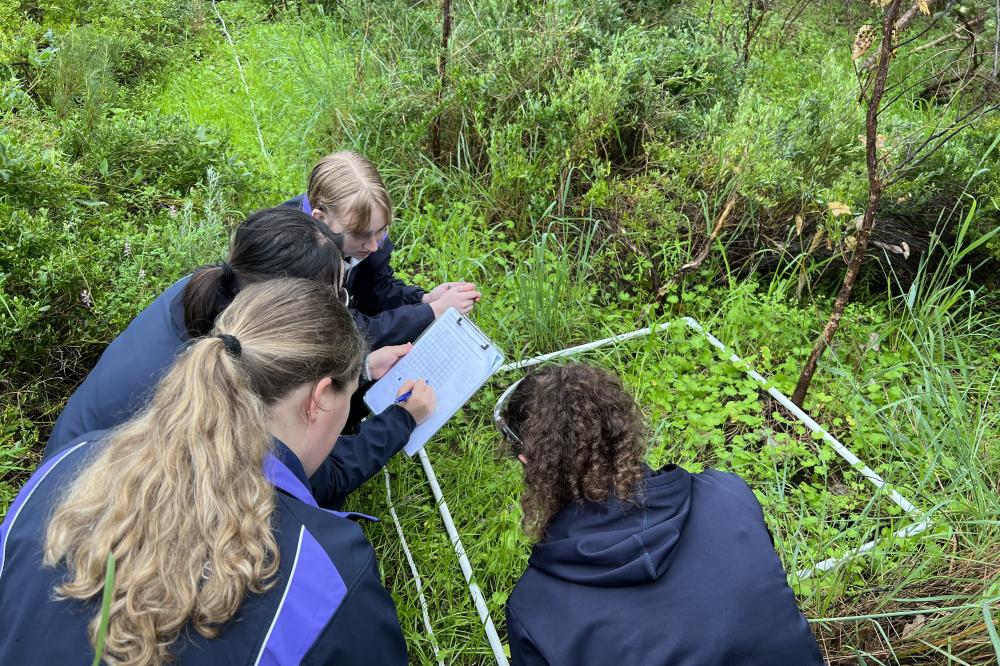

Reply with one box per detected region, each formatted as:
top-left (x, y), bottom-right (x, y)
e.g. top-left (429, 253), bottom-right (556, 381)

top-left (43, 278), bottom-right (365, 664)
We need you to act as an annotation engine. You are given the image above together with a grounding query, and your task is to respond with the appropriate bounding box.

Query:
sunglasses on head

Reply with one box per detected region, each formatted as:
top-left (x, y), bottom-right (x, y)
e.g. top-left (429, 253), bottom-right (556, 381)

top-left (493, 377), bottom-right (525, 451)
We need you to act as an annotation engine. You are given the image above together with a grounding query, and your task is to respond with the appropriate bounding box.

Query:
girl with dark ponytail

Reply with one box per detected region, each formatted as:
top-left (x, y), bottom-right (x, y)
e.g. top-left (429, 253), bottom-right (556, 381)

top-left (498, 363), bottom-right (823, 666)
top-left (181, 207), bottom-right (345, 338)
top-left (46, 208), bottom-right (432, 510)
top-left (47, 208), bottom-right (343, 454)
top-left (1, 278), bottom-right (421, 664)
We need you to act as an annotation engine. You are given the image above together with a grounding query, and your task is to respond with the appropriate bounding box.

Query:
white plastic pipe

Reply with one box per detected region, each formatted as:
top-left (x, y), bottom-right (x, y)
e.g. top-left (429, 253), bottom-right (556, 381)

top-left (496, 321), bottom-right (674, 374)
top-left (417, 448), bottom-right (510, 666)
top-left (796, 518), bottom-right (933, 579)
top-left (494, 317), bottom-right (929, 580)
top-left (382, 468), bottom-right (444, 665)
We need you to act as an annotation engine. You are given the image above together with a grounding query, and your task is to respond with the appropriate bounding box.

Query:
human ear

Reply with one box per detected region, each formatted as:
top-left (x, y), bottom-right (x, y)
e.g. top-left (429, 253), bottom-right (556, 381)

top-left (311, 208), bottom-right (331, 228)
top-left (307, 377), bottom-right (335, 422)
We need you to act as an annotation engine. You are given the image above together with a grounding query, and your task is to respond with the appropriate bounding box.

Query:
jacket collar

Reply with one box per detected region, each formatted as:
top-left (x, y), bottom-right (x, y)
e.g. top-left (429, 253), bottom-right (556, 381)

top-left (264, 439), bottom-right (315, 506)
top-left (299, 194), bottom-right (313, 216)
top-left (263, 439), bottom-right (378, 522)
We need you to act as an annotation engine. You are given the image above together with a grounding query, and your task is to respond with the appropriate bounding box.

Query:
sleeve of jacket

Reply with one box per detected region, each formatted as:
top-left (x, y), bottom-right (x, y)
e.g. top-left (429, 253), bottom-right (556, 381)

top-left (308, 405), bottom-right (416, 510)
top-left (368, 239), bottom-right (427, 310)
top-left (507, 606), bottom-right (549, 666)
top-left (350, 302), bottom-right (435, 348)
top-left (302, 548), bottom-right (408, 665)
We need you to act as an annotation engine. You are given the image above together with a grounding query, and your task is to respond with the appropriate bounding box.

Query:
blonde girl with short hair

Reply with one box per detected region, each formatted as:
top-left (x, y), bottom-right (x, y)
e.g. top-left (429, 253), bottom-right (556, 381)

top-left (0, 278), bottom-right (432, 664)
top-left (284, 150), bottom-right (481, 347)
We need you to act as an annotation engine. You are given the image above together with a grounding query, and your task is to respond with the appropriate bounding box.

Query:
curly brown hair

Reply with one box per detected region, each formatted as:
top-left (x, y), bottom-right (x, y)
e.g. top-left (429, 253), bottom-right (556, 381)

top-left (504, 363), bottom-right (648, 540)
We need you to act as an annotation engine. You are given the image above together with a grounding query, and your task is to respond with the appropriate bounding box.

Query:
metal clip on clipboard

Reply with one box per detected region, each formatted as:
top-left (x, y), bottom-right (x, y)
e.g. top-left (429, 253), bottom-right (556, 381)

top-left (456, 314), bottom-right (491, 350)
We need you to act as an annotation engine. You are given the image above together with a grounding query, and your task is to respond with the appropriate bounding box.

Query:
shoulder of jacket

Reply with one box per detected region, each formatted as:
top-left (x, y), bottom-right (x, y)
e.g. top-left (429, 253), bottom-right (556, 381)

top-left (275, 495), bottom-right (376, 574)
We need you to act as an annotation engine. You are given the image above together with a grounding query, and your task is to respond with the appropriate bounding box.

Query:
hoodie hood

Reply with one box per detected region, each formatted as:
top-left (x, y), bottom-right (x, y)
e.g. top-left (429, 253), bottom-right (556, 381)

top-left (528, 465), bottom-right (692, 587)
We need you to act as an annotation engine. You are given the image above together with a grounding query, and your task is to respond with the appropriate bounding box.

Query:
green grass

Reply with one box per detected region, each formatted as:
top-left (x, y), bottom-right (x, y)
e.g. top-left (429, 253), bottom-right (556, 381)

top-left (133, 2), bottom-right (997, 663)
top-left (4, 0), bottom-right (999, 663)
top-left (150, 12), bottom-right (360, 201)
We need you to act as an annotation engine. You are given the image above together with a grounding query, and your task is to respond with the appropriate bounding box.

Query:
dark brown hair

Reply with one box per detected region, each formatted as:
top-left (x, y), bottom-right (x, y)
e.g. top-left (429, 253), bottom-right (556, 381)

top-left (504, 363), bottom-right (648, 540)
top-left (182, 207), bottom-right (344, 338)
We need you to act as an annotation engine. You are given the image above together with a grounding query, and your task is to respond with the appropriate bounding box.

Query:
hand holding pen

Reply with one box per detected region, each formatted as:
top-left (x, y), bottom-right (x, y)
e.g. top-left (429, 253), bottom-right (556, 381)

top-left (394, 379), bottom-right (436, 424)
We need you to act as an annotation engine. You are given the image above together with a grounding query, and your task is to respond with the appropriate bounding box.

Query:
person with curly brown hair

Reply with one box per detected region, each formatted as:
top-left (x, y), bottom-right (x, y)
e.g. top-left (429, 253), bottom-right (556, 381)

top-left (498, 363), bottom-right (824, 666)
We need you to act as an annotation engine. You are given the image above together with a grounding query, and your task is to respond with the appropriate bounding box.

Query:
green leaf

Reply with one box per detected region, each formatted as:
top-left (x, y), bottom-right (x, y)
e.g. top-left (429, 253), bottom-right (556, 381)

top-left (983, 602), bottom-right (1000, 662)
top-left (92, 552), bottom-right (116, 666)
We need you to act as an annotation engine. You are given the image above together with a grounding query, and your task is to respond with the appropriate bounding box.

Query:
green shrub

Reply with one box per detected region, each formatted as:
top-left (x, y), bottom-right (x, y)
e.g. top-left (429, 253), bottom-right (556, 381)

top-left (38, 25), bottom-right (122, 126)
top-left (64, 109), bottom-right (241, 210)
top-left (0, 117), bottom-right (88, 210)
top-left (0, 174), bottom-right (233, 472)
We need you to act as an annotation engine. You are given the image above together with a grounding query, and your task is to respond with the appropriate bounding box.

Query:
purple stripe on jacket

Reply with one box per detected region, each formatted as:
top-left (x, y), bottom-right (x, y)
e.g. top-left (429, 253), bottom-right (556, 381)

top-left (0, 439), bottom-right (91, 578)
top-left (263, 453), bottom-right (378, 522)
top-left (254, 526), bottom-right (348, 666)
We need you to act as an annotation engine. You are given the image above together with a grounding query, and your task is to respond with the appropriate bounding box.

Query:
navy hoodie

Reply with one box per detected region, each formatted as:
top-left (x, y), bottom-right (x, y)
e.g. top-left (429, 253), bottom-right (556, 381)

top-left (282, 194), bottom-right (435, 347)
top-left (44, 276), bottom-right (415, 509)
top-left (0, 433), bottom-right (407, 664)
top-left (506, 466), bottom-right (824, 665)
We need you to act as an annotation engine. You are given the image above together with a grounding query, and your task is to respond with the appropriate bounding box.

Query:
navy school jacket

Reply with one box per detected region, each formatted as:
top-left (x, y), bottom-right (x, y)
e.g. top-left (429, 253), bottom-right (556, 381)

top-left (282, 194), bottom-right (435, 347)
top-left (44, 275), bottom-right (415, 510)
top-left (506, 466), bottom-right (825, 666)
top-left (0, 433), bottom-right (407, 664)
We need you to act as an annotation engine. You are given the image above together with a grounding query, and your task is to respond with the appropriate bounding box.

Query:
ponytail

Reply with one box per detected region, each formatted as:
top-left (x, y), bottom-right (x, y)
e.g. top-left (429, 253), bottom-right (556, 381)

top-left (44, 278), bottom-right (364, 664)
top-left (182, 207), bottom-right (344, 338)
top-left (182, 264), bottom-right (236, 338)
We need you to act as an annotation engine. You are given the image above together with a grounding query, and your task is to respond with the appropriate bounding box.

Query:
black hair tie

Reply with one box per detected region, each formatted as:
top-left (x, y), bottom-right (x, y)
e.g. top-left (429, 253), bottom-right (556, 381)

top-left (218, 261), bottom-right (235, 284)
top-left (216, 262), bottom-right (237, 299)
top-left (216, 334), bottom-right (242, 358)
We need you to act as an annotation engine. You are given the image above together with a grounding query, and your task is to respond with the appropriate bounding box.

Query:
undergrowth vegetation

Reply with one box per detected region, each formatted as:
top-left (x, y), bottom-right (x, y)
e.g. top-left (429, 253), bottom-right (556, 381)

top-left (2, 0), bottom-right (999, 663)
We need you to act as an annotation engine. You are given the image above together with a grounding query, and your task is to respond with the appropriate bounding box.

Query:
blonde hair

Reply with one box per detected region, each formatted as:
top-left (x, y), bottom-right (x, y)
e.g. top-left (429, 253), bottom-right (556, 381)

top-left (307, 150), bottom-right (393, 234)
top-left (43, 278), bottom-right (365, 664)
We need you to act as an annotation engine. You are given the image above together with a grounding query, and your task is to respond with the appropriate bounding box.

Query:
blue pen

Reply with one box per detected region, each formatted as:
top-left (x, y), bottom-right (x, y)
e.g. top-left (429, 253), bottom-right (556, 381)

top-left (394, 380), bottom-right (428, 404)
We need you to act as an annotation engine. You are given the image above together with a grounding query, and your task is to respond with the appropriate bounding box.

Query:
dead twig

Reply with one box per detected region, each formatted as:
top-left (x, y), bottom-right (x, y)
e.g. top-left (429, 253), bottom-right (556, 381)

top-left (656, 193), bottom-right (739, 300)
top-left (792, 0), bottom-right (903, 407)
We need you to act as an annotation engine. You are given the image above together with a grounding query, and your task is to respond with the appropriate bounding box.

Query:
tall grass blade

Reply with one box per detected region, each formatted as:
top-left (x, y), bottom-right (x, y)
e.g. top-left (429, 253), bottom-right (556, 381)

top-left (983, 602), bottom-right (1000, 661)
top-left (91, 552), bottom-right (116, 666)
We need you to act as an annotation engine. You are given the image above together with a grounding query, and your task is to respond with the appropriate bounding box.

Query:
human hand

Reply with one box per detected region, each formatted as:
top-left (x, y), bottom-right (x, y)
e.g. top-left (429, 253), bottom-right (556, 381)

top-left (366, 343), bottom-right (412, 381)
top-left (429, 284), bottom-right (481, 317)
top-left (395, 379), bottom-right (435, 424)
top-left (422, 281), bottom-right (478, 304)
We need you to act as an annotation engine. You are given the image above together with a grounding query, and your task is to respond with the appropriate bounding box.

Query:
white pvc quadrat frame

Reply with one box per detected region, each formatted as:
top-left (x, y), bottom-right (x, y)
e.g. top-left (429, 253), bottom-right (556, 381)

top-left (386, 316), bottom-right (931, 666)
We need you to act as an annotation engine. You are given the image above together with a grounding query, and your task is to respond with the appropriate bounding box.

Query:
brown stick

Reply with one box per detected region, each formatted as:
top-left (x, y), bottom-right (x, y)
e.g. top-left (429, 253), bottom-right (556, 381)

top-left (431, 0), bottom-right (453, 161)
top-left (656, 193), bottom-right (739, 300)
top-left (791, 0), bottom-right (903, 408)
top-left (912, 27), bottom-right (963, 53)
top-left (860, 0), bottom-right (938, 70)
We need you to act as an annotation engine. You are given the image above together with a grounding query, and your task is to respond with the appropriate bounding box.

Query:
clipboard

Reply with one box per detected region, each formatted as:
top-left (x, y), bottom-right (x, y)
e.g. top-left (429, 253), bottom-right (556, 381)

top-left (364, 308), bottom-right (505, 456)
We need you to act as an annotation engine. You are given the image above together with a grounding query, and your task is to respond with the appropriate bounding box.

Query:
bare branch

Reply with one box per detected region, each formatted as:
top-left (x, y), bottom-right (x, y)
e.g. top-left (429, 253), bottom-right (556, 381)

top-left (430, 0), bottom-right (453, 162)
top-left (862, 0), bottom-right (952, 69)
top-left (657, 194), bottom-right (740, 299)
top-left (781, 0), bottom-right (812, 34)
top-left (894, 2), bottom-right (958, 49)
top-left (913, 26), bottom-right (965, 52)
top-left (887, 103), bottom-right (1000, 185)
top-left (793, 0), bottom-right (904, 407)
top-left (993, 0), bottom-right (999, 83)
top-left (881, 45), bottom-right (974, 104)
